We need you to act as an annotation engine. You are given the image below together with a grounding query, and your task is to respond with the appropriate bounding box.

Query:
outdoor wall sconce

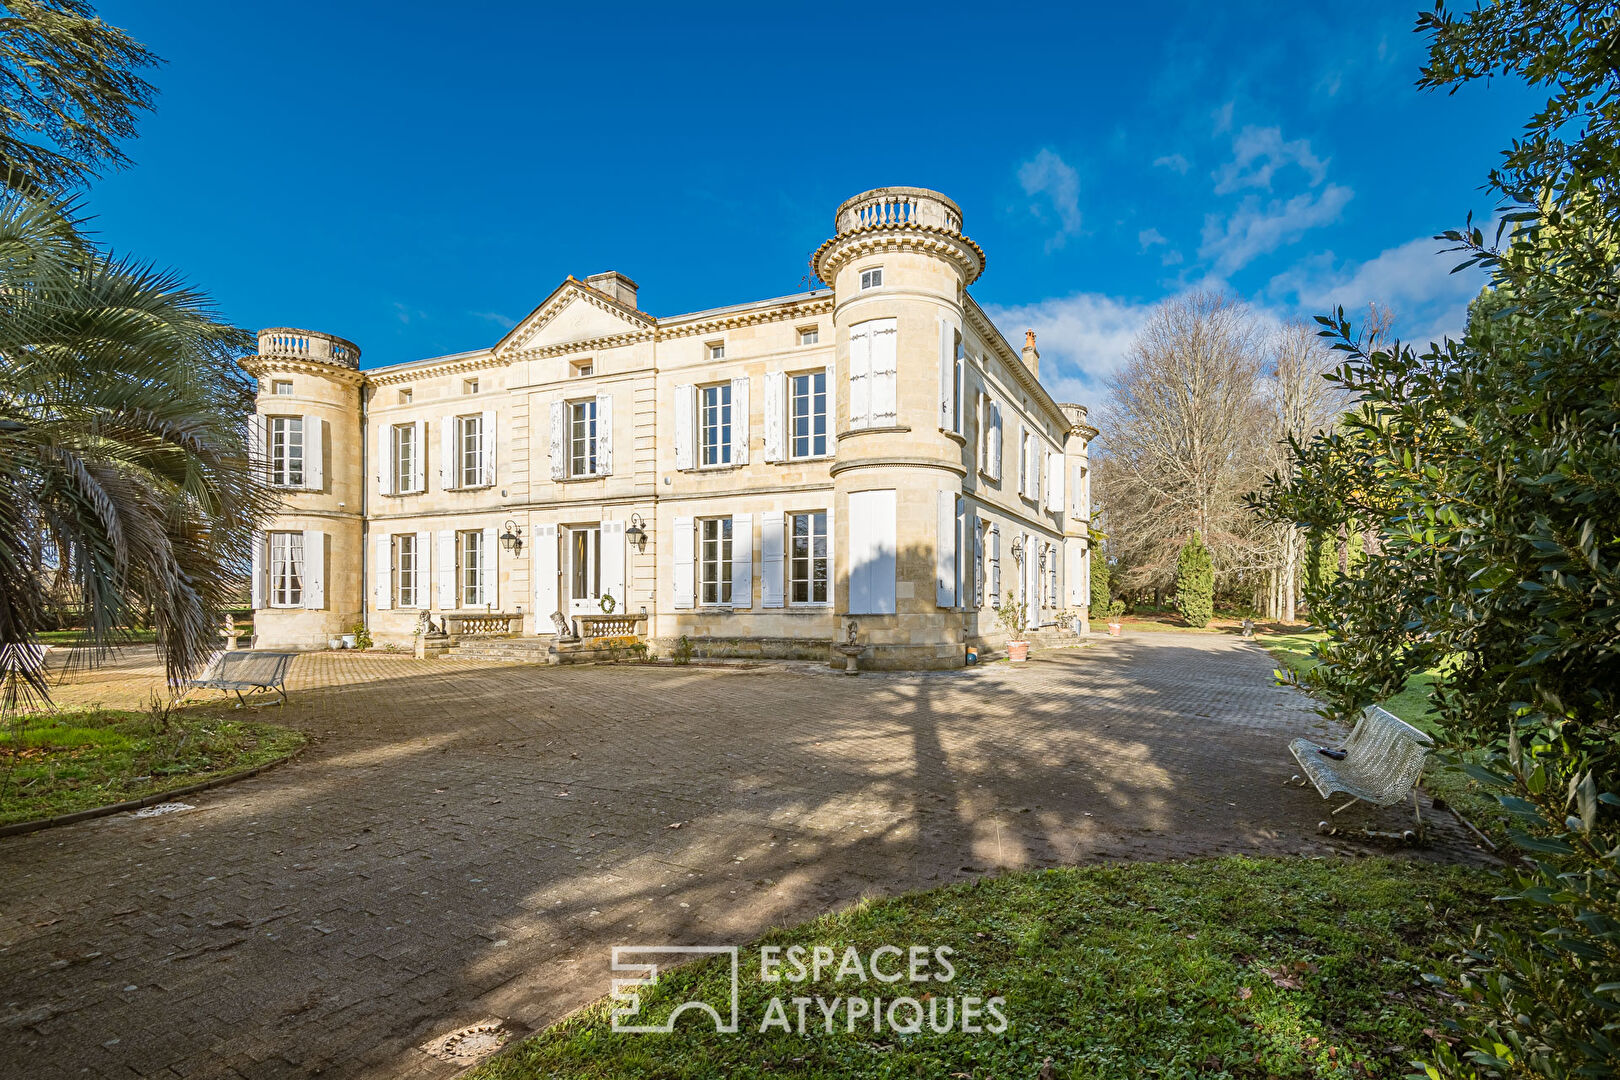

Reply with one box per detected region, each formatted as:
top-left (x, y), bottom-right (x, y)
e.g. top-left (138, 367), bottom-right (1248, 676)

top-left (1009, 537), bottom-right (1024, 565)
top-left (625, 512), bottom-right (648, 552)
top-left (498, 520), bottom-right (523, 555)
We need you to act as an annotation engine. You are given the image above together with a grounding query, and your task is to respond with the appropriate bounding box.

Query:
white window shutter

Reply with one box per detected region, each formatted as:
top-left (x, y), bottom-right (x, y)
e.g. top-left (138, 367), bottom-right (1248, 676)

top-left (596, 393), bottom-right (613, 475)
top-left (410, 420), bottom-right (426, 492)
top-left (250, 530), bottom-right (265, 610)
top-left (414, 530), bottom-right (430, 605)
top-left (990, 403), bottom-right (1003, 480)
top-left (1017, 427), bottom-right (1027, 496)
top-left (437, 530), bottom-right (456, 608)
top-left (823, 363), bottom-right (836, 440)
top-left (761, 513), bottom-right (785, 607)
top-left (938, 320), bottom-right (953, 431)
top-left (674, 384), bottom-right (695, 471)
top-left (303, 530), bottom-right (325, 610)
top-left (441, 420), bottom-right (456, 490)
top-left (549, 400), bottom-right (566, 480)
top-left (1046, 453), bottom-right (1064, 513)
top-left (847, 489), bottom-right (896, 615)
top-left (378, 424), bottom-right (393, 495)
top-left (246, 413), bottom-right (266, 470)
top-left (480, 410), bottom-right (497, 486)
top-left (534, 523), bottom-right (558, 617)
top-left (973, 520), bottom-right (985, 608)
top-left (1068, 542), bottom-right (1086, 605)
top-left (871, 320), bottom-right (898, 425)
top-left (672, 517), bottom-right (695, 609)
top-left (481, 525), bottom-right (498, 607)
top-left (729, 513), bottom-right (752, 607)
top-left (303, 414), bottom-right (323, 491)
top-left (936, 489), bottom-right (956, 607)
top-left (956, 496), bottom-right (967, 607)
top-left (601, 519), bottom-right (626, 612)
top-left (848, 324), bottom-right (870, 428)
top-left (375, 534), bottom-right (392, 610)
top-left (731, 377), bottom-right (750, 466)
top-left (989, 523), bottom-right (1001, 606)
top-left (763, 372), bottom-right (784, 463)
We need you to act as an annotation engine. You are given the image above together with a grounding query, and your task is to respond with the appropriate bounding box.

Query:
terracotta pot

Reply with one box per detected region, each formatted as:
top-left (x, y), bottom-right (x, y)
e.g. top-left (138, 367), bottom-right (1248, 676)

top-left (1007, 640), bottom-right (1030, 662)
top-left (1107, 622), bottom-right (1122, 637)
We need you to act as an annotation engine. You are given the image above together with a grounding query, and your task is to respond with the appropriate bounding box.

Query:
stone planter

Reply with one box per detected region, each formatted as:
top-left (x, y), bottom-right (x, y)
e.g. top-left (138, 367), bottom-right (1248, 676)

top-left (1007, 640), bottom-right (1030, 663)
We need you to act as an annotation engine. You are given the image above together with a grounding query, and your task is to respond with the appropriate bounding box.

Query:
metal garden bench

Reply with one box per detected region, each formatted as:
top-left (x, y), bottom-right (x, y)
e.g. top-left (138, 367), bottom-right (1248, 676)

top-left (182, 650), bottom-right (295, 706)
top-left (1289, 704), bottom-right (1434, 836)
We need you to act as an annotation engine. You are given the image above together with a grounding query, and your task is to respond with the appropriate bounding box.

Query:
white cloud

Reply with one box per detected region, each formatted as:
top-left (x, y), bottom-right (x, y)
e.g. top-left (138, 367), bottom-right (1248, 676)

top-left (1138, 227), bottom-right (1168, 249)
top-left (471, 310), bottom-right (518, 330)
top-left (982, 292), bottom-right (1165, 404)
top-left (1213, 125), bottom-right (1329, 194)
top-left (1199, 184), bottom-right (1353, 274)
top-left (1017, 149), bottom-right (1083, 251)
top-left (1153, 153), bottom-right (1191, 175)
top-left (1212, 101), bottom-right (1235, 134)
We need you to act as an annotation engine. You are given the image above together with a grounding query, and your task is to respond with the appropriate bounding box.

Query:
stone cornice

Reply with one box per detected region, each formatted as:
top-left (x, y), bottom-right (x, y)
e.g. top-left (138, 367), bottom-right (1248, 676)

top-left (365, 352), bottom-right (505, 386)
top-left (656, 295), bottom-right (834, 341)
top-left (811, 224), bottom-right (986, 287)
top-left (963, 298), bottom-right (1069, 431)
top-left (241, 355), bottom-right (366, 388)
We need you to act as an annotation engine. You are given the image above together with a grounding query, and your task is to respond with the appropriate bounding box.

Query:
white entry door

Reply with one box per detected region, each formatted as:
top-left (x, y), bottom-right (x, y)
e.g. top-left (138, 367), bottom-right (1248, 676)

top-left (566, 525), bottom-right (602, 616)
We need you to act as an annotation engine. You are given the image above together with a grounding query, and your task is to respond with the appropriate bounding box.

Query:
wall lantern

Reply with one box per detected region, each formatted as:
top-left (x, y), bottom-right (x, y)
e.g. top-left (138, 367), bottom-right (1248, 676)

top-left (625, 512), bottom-right (648, 552)
top-left (1009, 537), bottom-right (1024, 565)
top-left (499, 520), bottom-right (524, 555)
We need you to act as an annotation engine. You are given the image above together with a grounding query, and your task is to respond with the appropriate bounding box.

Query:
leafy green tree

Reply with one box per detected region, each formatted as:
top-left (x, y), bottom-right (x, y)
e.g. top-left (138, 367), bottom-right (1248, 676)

top-left (1173, 533), bottom-right (1213, 628)
top-left (0, 0), bottom-right (159, 193)
top-left (1089, 554), bottom-right (1110, 614)
top-left (0, 189), bottom-right (266, 707)
top-left (1253, 3), bottom-right (1620, 1075)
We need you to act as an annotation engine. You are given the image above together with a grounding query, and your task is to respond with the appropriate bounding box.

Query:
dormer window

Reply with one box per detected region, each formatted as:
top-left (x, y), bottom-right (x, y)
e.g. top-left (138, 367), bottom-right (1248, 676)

top-left (860, 267), bottom-right (883, 290)
top-left (707, 342), bottom-right (725, 361)
top-left (463, 378), bottom-right (479, 395)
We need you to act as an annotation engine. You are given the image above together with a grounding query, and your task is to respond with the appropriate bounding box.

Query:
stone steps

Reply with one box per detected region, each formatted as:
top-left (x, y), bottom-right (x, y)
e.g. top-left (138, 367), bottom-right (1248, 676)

top-left (445, 636), bottom-right (558, 663)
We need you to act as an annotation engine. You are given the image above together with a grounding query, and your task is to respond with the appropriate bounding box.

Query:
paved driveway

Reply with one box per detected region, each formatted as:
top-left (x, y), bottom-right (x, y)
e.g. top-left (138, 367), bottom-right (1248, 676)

top-left (1, 635), bottom-right (1480, 1079)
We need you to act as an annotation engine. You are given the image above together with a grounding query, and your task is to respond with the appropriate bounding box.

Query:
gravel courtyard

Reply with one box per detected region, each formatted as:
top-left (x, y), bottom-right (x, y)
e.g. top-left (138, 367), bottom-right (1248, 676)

top-left (0, 635), bottom-right (1482, 1079)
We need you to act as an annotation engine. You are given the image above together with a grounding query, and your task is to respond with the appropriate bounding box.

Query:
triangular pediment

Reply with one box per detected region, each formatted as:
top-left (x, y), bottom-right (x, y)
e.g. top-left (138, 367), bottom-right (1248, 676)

top-left (494, 279), bottom-right (655, 357)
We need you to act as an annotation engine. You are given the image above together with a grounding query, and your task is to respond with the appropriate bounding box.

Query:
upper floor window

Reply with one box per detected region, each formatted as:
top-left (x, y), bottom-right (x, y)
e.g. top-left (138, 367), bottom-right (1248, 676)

top-left (700, 517), bottom-right (733, 605)
top-left (700, 382), bottom-right (732, 467)
top-left (860, 266), bottom-right (883, 290)
top-left (458, 414), bottom-right (485, 487)
top-left (398, 388), bottom-right (412, 405)
top-left (269, 531), bottom-right (304, 607)
top-left (789, 370), bottom-right (827, 458)
top-left (569, 399), bottom-right (598, 477)
top-left (798, 326), bottom-right (819, 346)
top-left (391, 423), bottom-right (416, 492)
top-left (707, 342), bottom-right (726, 361)
top-left (463, 378), bottom-right (479, 395)
top-left (572, 359), bottom-right (593, 378)
top-left (268, 416), bottom-right (304, 488)
top-left (270, 380), bottom-right (293, 396)
top-left (790, 511), bottom-right (828, 604)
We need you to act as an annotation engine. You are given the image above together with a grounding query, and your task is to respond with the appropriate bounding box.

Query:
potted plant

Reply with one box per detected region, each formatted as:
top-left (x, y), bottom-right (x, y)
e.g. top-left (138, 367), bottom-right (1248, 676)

top-left (1107, 600), bottom-right (1125, 636)
top-left (998, 592), bottom-right (1030, 662)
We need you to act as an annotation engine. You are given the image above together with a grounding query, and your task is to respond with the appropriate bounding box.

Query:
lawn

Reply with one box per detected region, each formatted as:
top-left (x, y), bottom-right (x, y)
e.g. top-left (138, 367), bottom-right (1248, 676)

top-left (0, 704), bottom-right (304, 826)
top-left (472, 856), bottom-right (1511, 1080)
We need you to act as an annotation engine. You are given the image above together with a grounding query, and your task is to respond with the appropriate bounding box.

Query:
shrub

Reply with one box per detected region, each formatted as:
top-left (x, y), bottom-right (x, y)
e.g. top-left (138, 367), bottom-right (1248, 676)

top-left (1090, 557), bottom-right (1111, 614)
top-left (672, 635), bottom-right (694, 665)
top-left (996, 593), bottom-right (1027, 639)
top-left (351, 622), bottom-right (373, 651)
top-left (1173, 533), bottom-right (1214, 628)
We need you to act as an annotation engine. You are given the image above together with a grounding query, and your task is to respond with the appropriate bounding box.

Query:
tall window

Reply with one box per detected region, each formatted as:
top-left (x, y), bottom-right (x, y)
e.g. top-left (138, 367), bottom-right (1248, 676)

top-left (396, 533), bottom-right (418, 608)
top-left (790, 511), bottom-right (828, 604)
top-left (569, 399), bottom-right (597, 476)
top-left (269, 531), bottom-right (304, 606)
top-left (269, 416), bottom-right (304, 487)
top-left (790, 371), bottom-right (827, 458)
top-left (700, 517), bottom-right (733, 605)
top-left (570, 526), bottom-right (601, 603)
top-left (458, 414), bottom-right (484, 487)
top-left (391, 423), bottom-right (415, 492)
top-left (460, 529), bottom-right (485, 607)
top-left (700, 383), bottom-right (732, 467)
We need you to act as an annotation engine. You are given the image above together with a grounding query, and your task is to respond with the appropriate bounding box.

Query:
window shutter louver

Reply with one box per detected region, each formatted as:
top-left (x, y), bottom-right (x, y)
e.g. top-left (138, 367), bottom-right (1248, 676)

top-left (375, 534), bottom-right (392, 610)
top-left (303, 530), bottom-right (325, 610)
top-left (989, 524), bottom-right (1001, 606)
top-left (761, 514), bottom-right (785, 607)
top-left (673, 517), bottom-right (695, 609)
top-left (414, 530), bottom-right (430, 605)
top-left (596, 393), bottom-right (613, 475)
top-left (437, 530), bottom-right (456, 608)
top-left (730, 513), bottom-right (752, 608)
top-left (847, 489), bottom-right (896, 614)
top-left (936, 489), bottom-right (956, 607)
top-left (938, 320), bottom-right (953, 431)
top-left (303, 415), bottom-right (323, 491)
top-left (731, 377), bottom-right (750, 465)
top-left (549, 401), bottom-right (566, 480)
top-left (378, 424), bottom-right (393, 495)
top-left (534, 523), bottom-right (559, 618)
top-left (974, 520), bottom-right (985, 608)
top-left (441, 421), bottom-right (456, 490)
top-left (990, 403), bottom-right (1003, 480)
top-left (480, 410), bottom-right (496, 486)
top-left (246, 414), bottom-right (266, 472)
top-left (1067, 542), bottom-right (1086, 605)
top-left (763, 372), bottom-right (785, 463)
top-left (601, 519), bottom-right (626, 612)
top-left (674, 385), bottom-right (695, 471)
top-left (250, 530), bottom-right (265, 610)
top-left (481, 525), bottom-right (498, 608)
top-left (848, 324), bottom-right (870, 428)
top-left (1047, 453), bottom-right (1064, 513)
top-left (411, 420), bottom-right (426, 492)
top-left (871, 320), bottom-right (897, 425)
top-left (822, 363), bottom-right (836, 440)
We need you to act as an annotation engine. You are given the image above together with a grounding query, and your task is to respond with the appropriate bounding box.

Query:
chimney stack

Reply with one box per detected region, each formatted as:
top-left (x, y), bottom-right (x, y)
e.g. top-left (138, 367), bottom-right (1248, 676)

top-left (583, 271), bottom-right (639, 310)
top-left (1022, 329), bottom-right (1040, 378)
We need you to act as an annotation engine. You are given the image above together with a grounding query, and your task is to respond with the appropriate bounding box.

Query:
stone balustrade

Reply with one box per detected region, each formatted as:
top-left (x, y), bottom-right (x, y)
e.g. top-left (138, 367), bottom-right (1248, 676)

top-left (256, 327), bottom-right (362, 369)
top-left (834, 187), bottom-right (962, 236)
top-left (443, 612), bottom-right (521, 637)
top-left (575, 614), bottom-right (647, 640)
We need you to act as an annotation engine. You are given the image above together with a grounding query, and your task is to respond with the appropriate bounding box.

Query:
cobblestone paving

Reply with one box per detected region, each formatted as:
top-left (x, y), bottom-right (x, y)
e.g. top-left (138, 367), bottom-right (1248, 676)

top-left (1, 635), bottom-right (1485, 1079)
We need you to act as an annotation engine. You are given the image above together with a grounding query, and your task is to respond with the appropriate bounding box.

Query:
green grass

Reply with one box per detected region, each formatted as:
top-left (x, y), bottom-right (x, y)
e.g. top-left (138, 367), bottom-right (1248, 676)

top-left (0, 705), bottom-right (304, 825)
top-left (472, 857), bottom-right (1516, 1080)
top-left (1256, 631), bottom-right (1503, 846)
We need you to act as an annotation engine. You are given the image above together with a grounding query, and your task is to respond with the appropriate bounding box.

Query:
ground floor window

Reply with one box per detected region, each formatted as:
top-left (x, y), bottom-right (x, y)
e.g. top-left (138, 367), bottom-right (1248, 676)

top-left (569, 525), bottom-right (601, 605)
top-left (789, 510), bottom-right (828, 604)
top-left (396, 533), bottom-right (418, 608)
top-left (700, 517), bottom-right (733, 605)
top-left (270, 531), bottom-right (304, 607)
top-left (460, 529), bottom-right (485, 607)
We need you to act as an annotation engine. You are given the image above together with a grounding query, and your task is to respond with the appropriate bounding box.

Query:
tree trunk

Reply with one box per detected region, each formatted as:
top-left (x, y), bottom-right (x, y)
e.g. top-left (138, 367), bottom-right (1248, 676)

top-left (1283, 528), bottom-right (1297, 624)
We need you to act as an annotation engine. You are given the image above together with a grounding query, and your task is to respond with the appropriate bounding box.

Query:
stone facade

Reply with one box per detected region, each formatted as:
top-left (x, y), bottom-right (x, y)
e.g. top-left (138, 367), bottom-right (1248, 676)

top-left (244, 187), bottom-right (1096, 668)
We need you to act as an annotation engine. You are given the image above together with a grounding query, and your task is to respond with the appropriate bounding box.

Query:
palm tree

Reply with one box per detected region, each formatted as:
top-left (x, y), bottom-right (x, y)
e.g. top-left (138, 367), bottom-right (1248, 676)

top-left (0, 187), bottom-right (271, 708)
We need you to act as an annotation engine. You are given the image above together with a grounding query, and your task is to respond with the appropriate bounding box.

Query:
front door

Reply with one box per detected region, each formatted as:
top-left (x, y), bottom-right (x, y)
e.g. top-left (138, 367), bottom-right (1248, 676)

top-left (566, 525), bottom-right (602, 616)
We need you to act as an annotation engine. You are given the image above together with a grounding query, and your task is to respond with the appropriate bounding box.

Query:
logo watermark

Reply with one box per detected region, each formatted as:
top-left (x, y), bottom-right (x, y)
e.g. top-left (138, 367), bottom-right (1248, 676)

top-left (610, 943), bottom-right (1007, 1036)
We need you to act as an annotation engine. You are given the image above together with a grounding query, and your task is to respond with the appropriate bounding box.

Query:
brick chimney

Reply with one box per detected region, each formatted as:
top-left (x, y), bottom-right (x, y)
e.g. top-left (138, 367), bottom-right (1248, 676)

top-left (583, 271), bottom-right (639, 310)
top-left (1021, 329), bottom-right (1039, 378)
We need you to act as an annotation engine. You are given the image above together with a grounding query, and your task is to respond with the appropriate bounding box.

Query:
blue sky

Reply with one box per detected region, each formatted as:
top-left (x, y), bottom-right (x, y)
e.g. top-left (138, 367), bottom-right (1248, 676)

top-left (89, 1), bottom-right (1532, 408)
